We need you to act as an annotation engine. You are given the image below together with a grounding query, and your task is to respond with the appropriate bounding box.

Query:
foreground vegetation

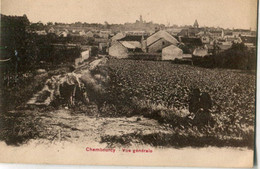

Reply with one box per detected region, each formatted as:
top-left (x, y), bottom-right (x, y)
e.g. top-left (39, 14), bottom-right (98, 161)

top-left (102, 59), bottom-right (255, 148)
top-left (0, 58), bottom-right (255, 148)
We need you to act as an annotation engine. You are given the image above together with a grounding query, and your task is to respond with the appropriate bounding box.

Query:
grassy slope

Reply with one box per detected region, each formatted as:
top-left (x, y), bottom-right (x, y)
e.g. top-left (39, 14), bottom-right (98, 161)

top-left (0, 64), bottom-right (73, 145)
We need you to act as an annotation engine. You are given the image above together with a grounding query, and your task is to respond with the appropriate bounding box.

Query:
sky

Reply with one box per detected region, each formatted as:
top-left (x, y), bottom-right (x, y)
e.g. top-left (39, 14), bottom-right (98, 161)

top-left (1, 0), bottom-right (258, 30)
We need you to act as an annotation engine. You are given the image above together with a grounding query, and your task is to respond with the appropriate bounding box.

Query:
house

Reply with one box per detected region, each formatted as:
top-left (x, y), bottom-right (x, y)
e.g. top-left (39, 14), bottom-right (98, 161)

top-left (200, 35), bottom-right (211, 44)
top-left (224, 30), bottom-right (233, 36)
top-left (225, 36), bottom-right (242, 44)
top-left (108, 41), bottom-right (142, 58)
top-left (111, 32), bottom-right (125, 42)
top-left (196, 31), bottom-right (213, 44)
top-left (177, 28), bottom-right (200, 37)
top-left (162, 45), bottom-right (183, 60)
top-left (120, 35), bottom-right (147, 51)
top-left (147, 30), bottom-right (178, 46)
top-left (209, 30), bottom-right (224, 39)
top-left (147, 38), bottom-right (173, 53)
top-left (166, 28), bottom-right (183, 36)
top-left (182, 54), bottom-right (192, 59)
top-left (36, 30), bottom-right (47, 35)
top-left (99, 43), bottom-right (109, 53)
top-left (110, 34), bottom-right (147, 52)
top-left (56, 29), bottom-right (69, 37)
top-left (240, 36), bottom-right (256, 48)
top-left (125, 30), bottom-right (146, 36)
top-left (95, 38), bottom-right (109, 43)
top-left (193, 48), bottom-right (208, 57)
top-left (146, 30), bottom-right (179, 53)
top-left (99, 30), bottom-right (111, 39)
top-left (85, 31), bottom-right (94, 38)
top-left (79, 30), bottom-right (86, 36)
top-left (75, 49), bottom-right (91, 66)
top-left (58, 31), bottom-right (68, 37)
top-left (120, 35), bottom-right (148, 42)
top-left (69, 30), bottom-right (80, 36)
top-left (218, 44), bottom-right (232, 52)
top-left (179, 37), bottom-right (203, 47)
top-left (205, 43), bottom-right (232, 53)
top-left (48, 27), bottom-right (55, 34)
top-left (232, 29), bottom-right (252, 37)
top-left (81, 50), bottom-right (90, 61)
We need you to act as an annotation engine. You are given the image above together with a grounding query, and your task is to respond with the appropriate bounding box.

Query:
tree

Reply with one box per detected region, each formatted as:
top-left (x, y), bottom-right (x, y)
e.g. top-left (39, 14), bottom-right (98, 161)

top-left (212, 40), bottom-right (220, 56)
top-left (104, 21), bottom-right (110, 29)
top-left (47, 22), bottom-right (53, 26)
top-left (214, 43), bottom-right (256, 70)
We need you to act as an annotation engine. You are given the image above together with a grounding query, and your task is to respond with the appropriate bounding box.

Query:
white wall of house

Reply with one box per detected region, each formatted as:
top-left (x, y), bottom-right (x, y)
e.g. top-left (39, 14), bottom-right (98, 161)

top-left (148, 39), bottom-right (172, 53)
top-left (81, 50), bottom-right (90, 60)
top-left (75, 49), bottom-right (90, 66)
top-left (99, 32), bottom-right (109, 39)
top-left (86, 31), bottom-right (94, 38)
top-left (233, 31), bottom-right (252, 37)
top-left (108, 42), bottom-right (128, 58)
top-left (162, 45), bottom-right (183, 60)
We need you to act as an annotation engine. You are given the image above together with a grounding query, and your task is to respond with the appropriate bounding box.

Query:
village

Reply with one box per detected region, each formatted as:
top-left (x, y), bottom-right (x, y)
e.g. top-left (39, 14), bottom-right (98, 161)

top-left (0, 11), bottom-right (256, 157)
top-left (31, 15), bottom-right (256, 64)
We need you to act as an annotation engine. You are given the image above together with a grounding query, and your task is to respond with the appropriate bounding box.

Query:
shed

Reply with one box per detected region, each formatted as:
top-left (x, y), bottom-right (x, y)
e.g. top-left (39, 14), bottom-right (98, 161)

top-left (193, 48), bottom-right (208, 57)
top-left (109, 41), bottom-right (142, 58)
top-left (85, 31), bottom-right (94, 38)
top-left (162, 45), bottom-right (183, 60)
top-left (108, 41), bottom-right (129, 58)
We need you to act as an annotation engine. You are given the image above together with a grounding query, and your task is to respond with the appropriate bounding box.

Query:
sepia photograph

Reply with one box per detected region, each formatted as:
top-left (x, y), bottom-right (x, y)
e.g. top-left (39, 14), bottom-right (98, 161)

top-left (0, 0), bottom-right (257, 168)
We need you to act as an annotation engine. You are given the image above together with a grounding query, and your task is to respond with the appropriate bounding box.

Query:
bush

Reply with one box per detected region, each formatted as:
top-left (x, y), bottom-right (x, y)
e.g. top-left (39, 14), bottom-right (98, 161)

top-left (193, 43), bottom-right (256, 70)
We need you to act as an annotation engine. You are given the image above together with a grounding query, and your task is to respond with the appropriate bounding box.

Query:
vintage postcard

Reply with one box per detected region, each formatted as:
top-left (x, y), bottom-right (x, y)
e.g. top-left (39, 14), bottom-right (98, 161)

top-left (0, 0), bottom-right (257, 167)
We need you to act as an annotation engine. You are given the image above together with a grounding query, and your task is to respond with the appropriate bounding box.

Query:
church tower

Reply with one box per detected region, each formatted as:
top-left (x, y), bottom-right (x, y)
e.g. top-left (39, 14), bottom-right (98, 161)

top-left (140, 15), bottom-right (143, 23)
top-left (193, 19), bottom-right (199, 28)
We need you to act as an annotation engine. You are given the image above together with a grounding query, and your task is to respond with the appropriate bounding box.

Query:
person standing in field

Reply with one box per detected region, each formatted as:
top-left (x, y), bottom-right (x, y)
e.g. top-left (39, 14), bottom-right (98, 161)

top-left (189, 88), bottom-right (201, 114)
top-left (188, 88), bottom-right (214, 127)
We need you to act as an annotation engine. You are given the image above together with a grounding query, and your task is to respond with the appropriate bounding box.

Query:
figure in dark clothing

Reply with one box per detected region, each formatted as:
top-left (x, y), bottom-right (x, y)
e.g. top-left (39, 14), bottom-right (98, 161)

top-left (200, 92), bottom-right (212, 111)
top-left (60, 82), bottom-right (76, 107)
top-left (188, 88), bottom-right (214, 127)
top-left (189, 88), bottom-right (201, 114)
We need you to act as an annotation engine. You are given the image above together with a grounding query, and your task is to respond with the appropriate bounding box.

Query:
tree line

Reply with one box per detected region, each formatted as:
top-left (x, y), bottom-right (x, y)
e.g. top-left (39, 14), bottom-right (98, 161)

top-left (0, 14), bottom-right (81, 86)
top-left (192, 43), bottom-right (256, 70)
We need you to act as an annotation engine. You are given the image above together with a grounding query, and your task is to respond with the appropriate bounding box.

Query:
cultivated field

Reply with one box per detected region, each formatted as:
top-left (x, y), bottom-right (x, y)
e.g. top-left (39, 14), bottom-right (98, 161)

top-left (0, 58), bottom-right (256, 149)
top-left (103, 58), bottom-right (255, 148)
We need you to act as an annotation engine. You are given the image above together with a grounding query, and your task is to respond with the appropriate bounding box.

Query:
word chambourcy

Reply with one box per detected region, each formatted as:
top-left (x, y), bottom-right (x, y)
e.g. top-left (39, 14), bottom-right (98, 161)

top-left (86, 147), bottom-right (153, 153)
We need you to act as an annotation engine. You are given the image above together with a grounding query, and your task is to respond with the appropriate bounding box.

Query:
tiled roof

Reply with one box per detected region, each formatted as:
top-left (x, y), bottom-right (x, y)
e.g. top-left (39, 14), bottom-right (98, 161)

top-left (120, 41), bottom-right (141, 49)
top-left (111, 33), bottom-right (125, 41)
top-left (180, 37), bottom-right (203, 46)
top-left (120, 35), bottom-right (148, 42)
top-left (147, 30), bottom-right (178, 46)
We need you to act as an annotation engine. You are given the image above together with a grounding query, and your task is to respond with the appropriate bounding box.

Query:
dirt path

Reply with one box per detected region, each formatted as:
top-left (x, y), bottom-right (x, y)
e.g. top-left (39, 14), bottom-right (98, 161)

top-left (0, 109), bottom-right (254, 167)
top-left (38, 108), bottom-right (173, 146)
